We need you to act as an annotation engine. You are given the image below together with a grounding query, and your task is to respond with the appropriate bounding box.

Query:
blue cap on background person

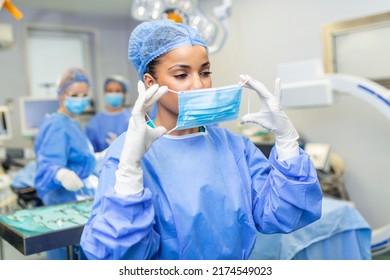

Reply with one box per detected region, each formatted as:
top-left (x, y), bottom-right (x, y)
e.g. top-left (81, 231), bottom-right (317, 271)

top-left (103, 75), bottom-right (129, 94)
top-left (128, 19), bottom-right (207, 80)
top-left (57, 67), bottom-right (90, 96)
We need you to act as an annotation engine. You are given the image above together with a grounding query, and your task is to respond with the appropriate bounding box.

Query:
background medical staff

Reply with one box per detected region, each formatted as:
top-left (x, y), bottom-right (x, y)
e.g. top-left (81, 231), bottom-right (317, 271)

top-left (34, 67), bottom-right (96, 259)
top-left (80, 20), bottom-right (322, 260)
top-left (86, 75), bottom-right (131, 153)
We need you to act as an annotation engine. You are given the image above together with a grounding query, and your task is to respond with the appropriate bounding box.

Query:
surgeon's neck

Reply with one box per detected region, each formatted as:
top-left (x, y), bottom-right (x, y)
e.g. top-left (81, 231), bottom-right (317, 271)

top-left (107, 105), bottom-right (124, 113)
top-left (57, 107), bottom-right (75, 118)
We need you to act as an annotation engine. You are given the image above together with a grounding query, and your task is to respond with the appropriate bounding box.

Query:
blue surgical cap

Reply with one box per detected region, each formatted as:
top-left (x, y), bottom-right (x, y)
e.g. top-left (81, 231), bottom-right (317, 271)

top-left (128, 19), bottom-right (208, 81)
top-left (104, 75), bottom-right (129, 93)
top-left (57, 67), bottom-right (90, 96)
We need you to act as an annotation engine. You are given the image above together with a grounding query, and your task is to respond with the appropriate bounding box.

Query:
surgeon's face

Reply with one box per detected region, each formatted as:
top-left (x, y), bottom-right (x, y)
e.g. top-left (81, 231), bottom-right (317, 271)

top-left (148, 45), bottom-right (212, 115)
top-left (59, 82), bottom-right (89, 104)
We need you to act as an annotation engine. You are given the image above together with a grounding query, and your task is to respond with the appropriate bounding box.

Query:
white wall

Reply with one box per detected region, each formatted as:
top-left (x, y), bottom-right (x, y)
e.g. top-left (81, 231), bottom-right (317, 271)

top-left (211, 0), bottom-right (390, 229)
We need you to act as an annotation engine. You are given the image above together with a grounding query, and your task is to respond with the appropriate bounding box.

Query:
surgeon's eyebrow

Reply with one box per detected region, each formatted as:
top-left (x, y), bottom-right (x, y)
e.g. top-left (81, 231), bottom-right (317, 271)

top-left (168, 64), bottom-right (190, 70)
top-left (168, 61), bottom-right (210, 70)
top-left (201, 61), bottom-right (211, 69)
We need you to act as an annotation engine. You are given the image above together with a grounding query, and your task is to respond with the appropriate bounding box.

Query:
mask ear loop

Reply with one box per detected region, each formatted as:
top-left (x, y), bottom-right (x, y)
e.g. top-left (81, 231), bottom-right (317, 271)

top-left (145, 88), bottom-right (181, 132)
top-left (145, 110), bottom-right (178, 134)
top-left (238, 77), bottom-right (251, 122)
top-left (166, 125), bottom-right (179, 135)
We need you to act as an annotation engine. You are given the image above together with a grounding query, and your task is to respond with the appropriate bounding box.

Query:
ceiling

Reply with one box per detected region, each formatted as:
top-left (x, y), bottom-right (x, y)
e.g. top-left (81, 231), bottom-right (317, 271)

top-left (12, 0), bottom-right (134, 17)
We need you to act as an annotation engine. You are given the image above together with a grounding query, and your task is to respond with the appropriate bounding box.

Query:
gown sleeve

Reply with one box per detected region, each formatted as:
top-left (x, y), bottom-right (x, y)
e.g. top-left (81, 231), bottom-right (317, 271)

top-left (248, 143), bottom-right (323, 234)
top-left (85, 116), bottom-right (99, 152)
top-left (34, 121), bottom-right (67, 194)
top-left (80, 139), bottom-right (160, 260)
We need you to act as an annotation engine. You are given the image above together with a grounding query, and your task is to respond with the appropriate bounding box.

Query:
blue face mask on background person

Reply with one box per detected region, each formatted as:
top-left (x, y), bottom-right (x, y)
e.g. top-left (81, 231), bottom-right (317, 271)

top-left (168, 84), bottom-right (243, 132)
top-left (105, 93), bottom-right (124, 108)
top-left (65, 97), bottom-right (90, 115)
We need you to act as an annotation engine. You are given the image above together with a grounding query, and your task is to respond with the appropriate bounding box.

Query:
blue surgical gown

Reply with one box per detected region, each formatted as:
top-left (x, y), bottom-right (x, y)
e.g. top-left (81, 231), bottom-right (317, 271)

top-left (80, 125), bottom-right (322, 260)
top-left (34, 113), bottom-right (96, 206)
top-left (85, 108), bottom-right (131, 152)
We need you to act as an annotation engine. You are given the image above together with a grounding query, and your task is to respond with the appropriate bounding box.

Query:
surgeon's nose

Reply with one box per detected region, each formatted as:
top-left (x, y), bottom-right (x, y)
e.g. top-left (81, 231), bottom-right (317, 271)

top-left (190, 75), bottom-right (204, 90)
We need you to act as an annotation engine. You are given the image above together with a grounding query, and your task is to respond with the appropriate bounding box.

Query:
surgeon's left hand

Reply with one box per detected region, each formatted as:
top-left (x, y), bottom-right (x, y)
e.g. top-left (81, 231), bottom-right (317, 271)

top-left (239, 74), bottom-right (299, 161)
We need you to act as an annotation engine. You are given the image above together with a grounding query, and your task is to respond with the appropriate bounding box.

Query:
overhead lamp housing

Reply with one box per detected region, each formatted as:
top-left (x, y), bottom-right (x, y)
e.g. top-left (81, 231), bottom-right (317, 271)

top-left (131, 0), bottom-right (231, 54)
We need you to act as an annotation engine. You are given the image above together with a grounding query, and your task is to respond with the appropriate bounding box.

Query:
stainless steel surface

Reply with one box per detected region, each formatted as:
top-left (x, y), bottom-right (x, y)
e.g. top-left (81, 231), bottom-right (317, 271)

top-left (0, 199), bottom-right (92, 256)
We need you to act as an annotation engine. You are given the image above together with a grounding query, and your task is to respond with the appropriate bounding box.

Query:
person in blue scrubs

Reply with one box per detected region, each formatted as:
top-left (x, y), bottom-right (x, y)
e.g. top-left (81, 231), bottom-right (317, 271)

top-left (80, 20), bottom-right (322, 260)
top-left (86, 75), bottom-right (131, 153)
top-left (34, 67), bottom-right (96, 259)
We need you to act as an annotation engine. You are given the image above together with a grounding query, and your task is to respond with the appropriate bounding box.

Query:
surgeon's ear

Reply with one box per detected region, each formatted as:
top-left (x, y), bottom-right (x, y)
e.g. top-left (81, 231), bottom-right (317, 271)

top-left (143, 73), bottom-right (157, 88)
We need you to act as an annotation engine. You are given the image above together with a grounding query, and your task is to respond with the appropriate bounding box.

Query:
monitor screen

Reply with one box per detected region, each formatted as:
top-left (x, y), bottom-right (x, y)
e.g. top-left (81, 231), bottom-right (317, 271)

top-left (0, 106), bottom-right (12, 141)
top-left (19, 97), bottom-right (59, 137)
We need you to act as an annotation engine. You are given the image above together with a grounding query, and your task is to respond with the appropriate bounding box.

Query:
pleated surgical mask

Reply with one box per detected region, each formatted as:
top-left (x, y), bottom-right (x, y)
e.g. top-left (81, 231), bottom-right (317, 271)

top-left (105, 93), bottom-right (124, 108)
top-left (167, 83), bottom-right (243, 133)
top-left (64, 97), bottom-right (90, 115)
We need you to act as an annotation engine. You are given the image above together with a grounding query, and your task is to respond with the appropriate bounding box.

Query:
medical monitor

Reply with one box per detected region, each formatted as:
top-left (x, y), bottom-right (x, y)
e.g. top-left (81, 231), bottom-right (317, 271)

top-left (0, 106), bottom-right (12, 141)
top-left (19, 96), bottom-right (59, 137)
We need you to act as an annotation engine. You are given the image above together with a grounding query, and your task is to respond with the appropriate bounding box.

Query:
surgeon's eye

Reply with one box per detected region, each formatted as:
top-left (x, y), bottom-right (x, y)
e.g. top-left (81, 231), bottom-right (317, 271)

top-left (174, 73), bottom-right (188, 80)
top-left (68, 92), bottom-right (88, 98)
top-left (201, 71), bottom-right (212, 78)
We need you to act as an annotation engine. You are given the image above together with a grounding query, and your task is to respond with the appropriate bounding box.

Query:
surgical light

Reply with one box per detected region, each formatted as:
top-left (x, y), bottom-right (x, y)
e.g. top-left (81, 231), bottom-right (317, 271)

top-left (131, 0), bottom-right (231, 54)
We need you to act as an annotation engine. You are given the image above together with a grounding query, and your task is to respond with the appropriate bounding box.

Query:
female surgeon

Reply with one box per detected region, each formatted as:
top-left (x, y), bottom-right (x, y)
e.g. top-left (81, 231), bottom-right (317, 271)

top-left (80, 20), bottom-right (322, 260)
top-left (34, 67), bottom-right (97, 259)
top-left (34, 67), bottom-right (96, 206)
top-left (86, 75), bottom-right (131, 153)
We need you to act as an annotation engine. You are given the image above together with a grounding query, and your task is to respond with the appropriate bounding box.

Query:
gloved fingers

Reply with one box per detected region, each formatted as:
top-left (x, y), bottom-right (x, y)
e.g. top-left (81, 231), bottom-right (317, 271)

top-left (240, 112), bottom-right (264, 126)
top-left (64, 172), bottom-right (84, 191)
top-left (239, 74), bottom-right (254, 91)
top-left (148, 125), bottom-right (167, 140)
top-left (130, 82), bottom-right (156, 126)
top-left (145, 86), bottom-right (168, 109)
top-left (95, 149), bottom-right (107, 161)
top-left (240, 113), bottom-right (274, 132)
top-left (274, 77), bottom-right (282, 102)
top-left (145, 84), bottom-right (165, 100)
top-left (239, 74), bottom-right (273, 100)
top-left (69, 172), bottom-right (83, 185)
top-left (144, 125), bottom-right (167, 148)
top-left (239, 74), bottom-right (251, 87)
top-left (132, 81), bottom-right (149, 115)
top-left (134, 81), bottom-right (160, 115)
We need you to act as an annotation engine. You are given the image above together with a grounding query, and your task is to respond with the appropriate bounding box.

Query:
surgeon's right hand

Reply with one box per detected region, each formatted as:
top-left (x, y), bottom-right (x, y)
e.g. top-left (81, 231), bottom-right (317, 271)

top-left (55, 168), bottom-right (84, 191)
top-left (114, 81), bottom-right (168, 195)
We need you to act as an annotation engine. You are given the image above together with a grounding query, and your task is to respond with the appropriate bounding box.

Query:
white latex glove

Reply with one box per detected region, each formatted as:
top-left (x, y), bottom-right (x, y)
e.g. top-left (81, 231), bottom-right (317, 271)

top-left (55, 168), bottom-right (84, 191)
top-left (240, 74), bottom-right (299, 161)
top-left (94, 148), bottom-right (107, 161)
top-left (105, 132), bottom-right (117, 145)
top-left (114, 81), bottom-right (168, 195)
